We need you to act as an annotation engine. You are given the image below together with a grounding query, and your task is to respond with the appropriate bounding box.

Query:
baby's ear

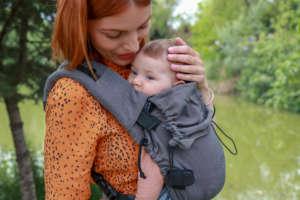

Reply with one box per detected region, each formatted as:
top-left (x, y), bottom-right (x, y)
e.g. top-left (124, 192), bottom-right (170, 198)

top-left (173, 80), bottom-right (185, 86)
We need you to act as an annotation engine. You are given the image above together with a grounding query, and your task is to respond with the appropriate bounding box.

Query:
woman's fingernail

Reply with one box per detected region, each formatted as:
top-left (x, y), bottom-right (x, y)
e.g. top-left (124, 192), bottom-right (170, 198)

top-left (168, 47), bottom-right (174, 52)
top-left (176, 73), bottom-right (183, 79)
top-left (171, 64), bottom-right (177, 70)
top-left (168, 54), bottom-right (175, 59)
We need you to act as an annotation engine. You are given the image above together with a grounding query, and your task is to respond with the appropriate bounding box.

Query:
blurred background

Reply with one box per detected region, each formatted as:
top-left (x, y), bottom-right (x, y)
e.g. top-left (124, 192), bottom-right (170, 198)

top-left (0, 0), bottom-right (299, 199)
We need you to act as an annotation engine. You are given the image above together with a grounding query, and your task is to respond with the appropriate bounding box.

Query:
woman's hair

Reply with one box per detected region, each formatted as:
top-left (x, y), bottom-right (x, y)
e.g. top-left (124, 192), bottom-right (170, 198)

top-left (141, 39), bottom-right (178, 60)
top-left (52, 0), bottom-right (151, 72)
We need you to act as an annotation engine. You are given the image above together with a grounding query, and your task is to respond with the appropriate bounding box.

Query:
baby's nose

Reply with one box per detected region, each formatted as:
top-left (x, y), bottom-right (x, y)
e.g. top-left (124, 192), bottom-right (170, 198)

top-left (132, 77), bottom-right (142, 86)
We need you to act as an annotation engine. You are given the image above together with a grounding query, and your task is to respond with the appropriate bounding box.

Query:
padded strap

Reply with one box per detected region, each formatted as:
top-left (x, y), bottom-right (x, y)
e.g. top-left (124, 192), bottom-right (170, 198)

top-left (93, 64), bottom-right (148, 132)
top-left (43, 60), bottom-right (148, 143)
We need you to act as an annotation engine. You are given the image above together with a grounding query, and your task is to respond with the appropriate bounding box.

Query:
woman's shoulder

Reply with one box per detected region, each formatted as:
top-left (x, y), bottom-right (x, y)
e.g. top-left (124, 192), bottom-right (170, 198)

top-left (52, 77), bottom-right (88, 96)
top-left (46, 77), bottom-right (97, 108)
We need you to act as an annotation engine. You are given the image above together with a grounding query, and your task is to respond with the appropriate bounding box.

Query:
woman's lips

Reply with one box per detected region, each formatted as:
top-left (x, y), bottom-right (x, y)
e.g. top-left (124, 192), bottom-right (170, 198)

top-left (118, 52), bottom-right (136, 60)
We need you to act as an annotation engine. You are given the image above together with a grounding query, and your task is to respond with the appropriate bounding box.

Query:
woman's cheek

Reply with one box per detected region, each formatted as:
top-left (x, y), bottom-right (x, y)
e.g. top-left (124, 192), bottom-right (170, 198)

top-left (93, 36), bottom-right (119, 52)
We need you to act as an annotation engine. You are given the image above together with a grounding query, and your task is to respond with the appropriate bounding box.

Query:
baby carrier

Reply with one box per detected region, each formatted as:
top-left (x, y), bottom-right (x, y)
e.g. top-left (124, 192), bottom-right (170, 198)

top-left (43, 60), bottom-right (236, 200)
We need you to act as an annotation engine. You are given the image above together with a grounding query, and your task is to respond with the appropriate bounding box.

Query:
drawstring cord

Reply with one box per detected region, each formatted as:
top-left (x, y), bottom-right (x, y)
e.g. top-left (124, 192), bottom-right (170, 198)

top-left (212, 120), bottom-right (238, 155)
top-left (211, 105), bottom-right (238, 155)
top-left (168, 146), bottom-right (174, 168)
top-left (138, 138), bottom-right (147, 179)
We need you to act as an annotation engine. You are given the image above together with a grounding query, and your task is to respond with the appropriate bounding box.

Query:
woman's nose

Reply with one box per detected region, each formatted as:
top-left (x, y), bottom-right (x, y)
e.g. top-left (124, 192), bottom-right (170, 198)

top-left (123, 32), bottom-right (139, 52)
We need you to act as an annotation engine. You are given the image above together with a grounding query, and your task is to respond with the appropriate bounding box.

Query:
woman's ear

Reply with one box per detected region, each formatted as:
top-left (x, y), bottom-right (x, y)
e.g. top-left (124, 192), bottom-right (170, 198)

top-left (173, 80), bottom-right (185, 86)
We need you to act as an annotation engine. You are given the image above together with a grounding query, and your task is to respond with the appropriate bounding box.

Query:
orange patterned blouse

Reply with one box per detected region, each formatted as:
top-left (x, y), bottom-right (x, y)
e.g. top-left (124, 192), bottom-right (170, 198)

top-left (44, 61), bottom-right (139, 199)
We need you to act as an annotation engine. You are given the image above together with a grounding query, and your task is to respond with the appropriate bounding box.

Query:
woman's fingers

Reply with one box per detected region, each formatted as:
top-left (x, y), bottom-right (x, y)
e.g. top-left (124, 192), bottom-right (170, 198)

top-left (168, 37), bottom-right (208, 86)
top-left (175, 37), bottom-right (186, 45)
top-left (168, 46), bottom-right (200, 58)
top-left (168, 37), bottom-right (200, 58)
top-left (171, 64), bottom-right (206, 83)
top-left (168, 54), bottom-right (202, 65)
top-left (176, 73), bottom-right (206, 83)
top-left (170, 64), bottom-right (204, 75)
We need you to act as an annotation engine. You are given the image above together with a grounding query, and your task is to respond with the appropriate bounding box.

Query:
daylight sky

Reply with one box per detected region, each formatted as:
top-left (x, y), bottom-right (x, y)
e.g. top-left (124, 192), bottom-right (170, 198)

top-left (172, 0), bottom-right (203, 27)
top-left (174, 0), bottom-right (203, 16)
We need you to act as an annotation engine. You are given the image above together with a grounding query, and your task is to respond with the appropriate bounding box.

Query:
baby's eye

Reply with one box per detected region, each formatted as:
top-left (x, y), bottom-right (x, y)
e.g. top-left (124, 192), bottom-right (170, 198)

top-left (147, 76), bottom-right (154, 80)
top-left (131, 70), bottom-right (137, 75)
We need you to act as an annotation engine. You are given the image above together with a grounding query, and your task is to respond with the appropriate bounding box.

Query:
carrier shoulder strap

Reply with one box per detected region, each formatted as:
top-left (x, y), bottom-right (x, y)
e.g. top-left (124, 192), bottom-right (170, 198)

top-left (43, 61), bottom-right (159, 143)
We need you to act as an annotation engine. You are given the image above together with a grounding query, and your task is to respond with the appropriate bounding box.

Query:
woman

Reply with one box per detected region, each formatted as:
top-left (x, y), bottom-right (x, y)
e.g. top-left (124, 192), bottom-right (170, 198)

top-left (44, 0), bottom-right (215, 199)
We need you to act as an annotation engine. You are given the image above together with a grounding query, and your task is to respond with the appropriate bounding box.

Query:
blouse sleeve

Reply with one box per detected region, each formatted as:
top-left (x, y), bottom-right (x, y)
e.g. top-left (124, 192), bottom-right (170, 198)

top-left (44, 78), bottom-right (104, 200)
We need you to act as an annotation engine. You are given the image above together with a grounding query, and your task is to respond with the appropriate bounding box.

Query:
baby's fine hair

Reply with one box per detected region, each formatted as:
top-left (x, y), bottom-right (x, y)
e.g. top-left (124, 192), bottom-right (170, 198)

top-left (141, 39), bottom-right (178, 59)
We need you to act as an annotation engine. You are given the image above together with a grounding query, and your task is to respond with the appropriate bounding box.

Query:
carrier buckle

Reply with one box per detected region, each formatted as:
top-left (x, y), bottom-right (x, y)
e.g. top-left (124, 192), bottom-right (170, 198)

top-left (165, 168), bottom-right (195, 190)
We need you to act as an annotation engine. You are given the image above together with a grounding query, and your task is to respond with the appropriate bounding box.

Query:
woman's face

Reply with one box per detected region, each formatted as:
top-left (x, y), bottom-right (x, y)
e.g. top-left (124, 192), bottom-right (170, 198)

top-left (88, 4), bottom-right (152, 66)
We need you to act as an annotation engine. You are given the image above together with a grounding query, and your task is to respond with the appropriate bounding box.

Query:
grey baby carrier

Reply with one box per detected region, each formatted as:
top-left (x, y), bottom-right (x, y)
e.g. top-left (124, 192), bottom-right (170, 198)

top-left (44, 61), bottom-right (234, 200)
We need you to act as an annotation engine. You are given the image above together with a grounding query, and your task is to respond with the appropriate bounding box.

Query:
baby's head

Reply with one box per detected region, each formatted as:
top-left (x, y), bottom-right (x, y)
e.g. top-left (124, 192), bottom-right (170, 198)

top-left (128, 39), bottom-right (184, 96)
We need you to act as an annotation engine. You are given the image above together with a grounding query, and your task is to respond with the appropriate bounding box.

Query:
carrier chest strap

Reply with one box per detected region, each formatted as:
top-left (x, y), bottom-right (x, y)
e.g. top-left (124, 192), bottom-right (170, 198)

top-left (136, 101), bottom-right (160, 130)
top-left (77, 64), bottom-right (161, 131)
top-left (91, 170), bottom-right (135, 200)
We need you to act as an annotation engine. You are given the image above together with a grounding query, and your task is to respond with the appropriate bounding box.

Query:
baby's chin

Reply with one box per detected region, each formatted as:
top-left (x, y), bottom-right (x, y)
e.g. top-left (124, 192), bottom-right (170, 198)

top-left (141, 89), bottom-right (165, 97)
top-left (133, 87), bottom-right (151, 96)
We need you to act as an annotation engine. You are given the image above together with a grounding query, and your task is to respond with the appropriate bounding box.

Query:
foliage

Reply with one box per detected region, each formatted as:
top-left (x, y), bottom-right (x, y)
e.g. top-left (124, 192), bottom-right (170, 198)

top-left (214, 0), bottom-right (275, 78)
top-left (0, 149), bottom-right (102, 200)
top-left (238, 1), bottom-right (300, 112)
top-left (0, 0), bottom-right (55, 102)
top-left (150, 0), bottom-right (179, 39)
top-left (189, 0), bottom-right (249, 80)
top-left (0, 150), bottom-right (20, 200)
top-left (0, 1), bottom-right (56, 198)
top-left (190, 0), bottom-right (300, 112)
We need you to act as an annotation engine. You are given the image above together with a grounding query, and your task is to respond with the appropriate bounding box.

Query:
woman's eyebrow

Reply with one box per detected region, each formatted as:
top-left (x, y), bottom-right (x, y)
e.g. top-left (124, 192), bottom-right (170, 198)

top-left (100, 15), bottom-right (152, 32)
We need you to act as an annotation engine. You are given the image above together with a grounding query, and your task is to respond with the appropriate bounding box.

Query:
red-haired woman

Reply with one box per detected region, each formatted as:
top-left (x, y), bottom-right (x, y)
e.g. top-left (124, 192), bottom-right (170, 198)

top-left (44, 0), bottom-right (214, 199)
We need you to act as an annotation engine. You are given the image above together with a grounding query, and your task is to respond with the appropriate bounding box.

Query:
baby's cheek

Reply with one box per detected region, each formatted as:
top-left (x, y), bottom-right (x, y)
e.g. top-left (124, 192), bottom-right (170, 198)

top-left (145, 85), bottom-right (162, 96)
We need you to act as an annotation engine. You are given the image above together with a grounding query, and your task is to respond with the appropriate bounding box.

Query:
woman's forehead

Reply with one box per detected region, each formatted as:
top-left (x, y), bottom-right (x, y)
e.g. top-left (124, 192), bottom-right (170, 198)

top-left (94, 4), bottom-right (152, 31)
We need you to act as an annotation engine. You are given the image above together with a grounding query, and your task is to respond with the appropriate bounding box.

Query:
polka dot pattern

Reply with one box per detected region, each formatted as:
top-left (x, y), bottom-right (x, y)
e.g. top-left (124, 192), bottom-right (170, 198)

top-left (44, 62), bottom-right (139, 199)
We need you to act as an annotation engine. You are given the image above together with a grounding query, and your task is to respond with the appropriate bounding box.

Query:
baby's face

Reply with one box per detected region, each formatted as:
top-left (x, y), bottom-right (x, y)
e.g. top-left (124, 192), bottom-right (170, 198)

top-left (128, 53), bottom-right (176, 96)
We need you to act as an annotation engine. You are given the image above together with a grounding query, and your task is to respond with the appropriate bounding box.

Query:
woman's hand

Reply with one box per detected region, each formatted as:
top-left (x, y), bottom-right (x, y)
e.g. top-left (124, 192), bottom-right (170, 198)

top-left (168, 37), bottom-right (208, 90)
top-left (168, 37), bottom-right (213, 108)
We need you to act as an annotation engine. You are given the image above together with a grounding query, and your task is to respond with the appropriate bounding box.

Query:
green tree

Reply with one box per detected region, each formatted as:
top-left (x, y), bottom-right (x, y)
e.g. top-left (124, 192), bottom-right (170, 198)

top-left (190, 0), bottom-right (300, 112)
top-left (238, 0), bottom-right (300, 112)
top-left (150, 0), bottom-right (179, 39)
top-left (189, 0), bottom-right (249, 79)
top-left (215, 0), bottom-right (274, 77)
top-left (0, 0), bottom-right (54, 199)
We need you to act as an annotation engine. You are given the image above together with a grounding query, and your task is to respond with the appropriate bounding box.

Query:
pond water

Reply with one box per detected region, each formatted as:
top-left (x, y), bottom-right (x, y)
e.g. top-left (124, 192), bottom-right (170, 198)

top-left (213, 95), bottom-right (300, 200)
top-left (0, 95), bottom-right (299, 199)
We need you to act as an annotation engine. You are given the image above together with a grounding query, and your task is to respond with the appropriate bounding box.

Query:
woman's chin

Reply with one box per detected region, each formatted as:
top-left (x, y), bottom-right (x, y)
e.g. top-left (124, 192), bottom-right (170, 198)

top-left (114, 57), bottom-right (134, 66)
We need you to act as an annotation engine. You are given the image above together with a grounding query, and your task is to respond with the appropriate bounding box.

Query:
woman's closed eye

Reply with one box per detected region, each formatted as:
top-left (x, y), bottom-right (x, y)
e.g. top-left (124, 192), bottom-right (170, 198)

top-left (106, 32), bottom-right (122, 39)
top-left (101, 30), bottom-right (122, 39)
top-left (138, 22), bottom-right (149, 31)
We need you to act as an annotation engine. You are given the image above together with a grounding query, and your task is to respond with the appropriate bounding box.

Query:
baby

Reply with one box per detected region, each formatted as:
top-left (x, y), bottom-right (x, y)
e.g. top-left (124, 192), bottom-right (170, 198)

top-left (128, 39), bottom-right (184, 200)
top-left (128, 39), bottom-right (184, 96)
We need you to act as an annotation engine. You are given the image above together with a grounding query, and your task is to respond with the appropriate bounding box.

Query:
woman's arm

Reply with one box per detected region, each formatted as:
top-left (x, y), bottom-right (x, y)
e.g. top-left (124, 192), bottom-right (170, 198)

top-left (167, 37), bottom-right (214, 111)
top-left (135, 149), bottom-right (164, 200)
top-left (44, 78), bottom-right (101, 200)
